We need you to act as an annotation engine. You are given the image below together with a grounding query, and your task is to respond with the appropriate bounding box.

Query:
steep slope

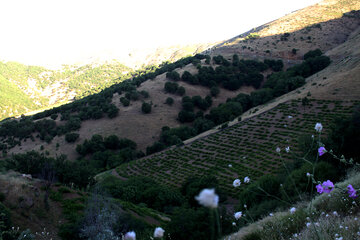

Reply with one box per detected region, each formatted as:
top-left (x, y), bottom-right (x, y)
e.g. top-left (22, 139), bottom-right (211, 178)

top-left (3, 0), bottom-right (360, 162)
top-left (211, 0), bottom-right (360, 61)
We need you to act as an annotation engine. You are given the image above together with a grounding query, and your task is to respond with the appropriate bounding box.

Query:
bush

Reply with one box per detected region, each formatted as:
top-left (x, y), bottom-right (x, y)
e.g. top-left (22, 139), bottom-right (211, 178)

top-left (164, 81), bottom-right (179, 93)
top-left (65, 133), bottom-right (80, 143)
top-left (210, 86), bottom-right (220, 97)
top-left (166, 71), bottom-right (180, 81)
top-left (178, 110), bottom-right (195, 123)
top-left (165, 97), bottom-right (174, 105)
top-left (146, 141), bottom-right (166, 155)
top-left (0, 202), bottom-right (11, 231)
top-left (141, 102), bottom-right (152, 114)
top-left (50, 114), bottom-right (58, 120)
top-left (176, 86), bottom-right (186, 96)
top-left (120, 97), bottom-right (130, 107)
top-left (304, 48), bottom-right (322, 60)
top-left (0, 192), bottom-right (5, 202)
top-left (107, 104), bottom-right (119, 118)
top-left (139, 90), bottom-right (149, 98)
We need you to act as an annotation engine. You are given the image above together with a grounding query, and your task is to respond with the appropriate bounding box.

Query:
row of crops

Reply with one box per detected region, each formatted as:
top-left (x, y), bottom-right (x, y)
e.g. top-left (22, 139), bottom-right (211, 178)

top-left (116, 99), bottom-right (359, 196)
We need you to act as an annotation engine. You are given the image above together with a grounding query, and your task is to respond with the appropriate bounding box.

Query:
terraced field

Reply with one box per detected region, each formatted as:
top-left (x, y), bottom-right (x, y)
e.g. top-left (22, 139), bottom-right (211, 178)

top-left (116, 99), bottom-right (359, 196)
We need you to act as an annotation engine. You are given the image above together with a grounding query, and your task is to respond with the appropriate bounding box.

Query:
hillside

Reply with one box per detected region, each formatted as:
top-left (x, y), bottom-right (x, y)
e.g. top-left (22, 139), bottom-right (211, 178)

top-left (211, 0), bottom-right (360, 60)
top-left (1, 1), bottom-right (358, 162)
top-left (0, 0), bottom-right (360, 239)
top-left (0, 43), bottom-right (214, 121)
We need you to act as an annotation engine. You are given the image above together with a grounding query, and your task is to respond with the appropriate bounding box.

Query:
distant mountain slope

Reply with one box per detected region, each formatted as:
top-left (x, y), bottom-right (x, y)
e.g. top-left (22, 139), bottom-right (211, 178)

top-left (0, 75), bottom-right (38, 117)
top-left (0, 43), bottom-right (215, 121)
top-left (0, 61), bottom-right (131, 120)
top-left (211, 0), bottom-right (360, 60)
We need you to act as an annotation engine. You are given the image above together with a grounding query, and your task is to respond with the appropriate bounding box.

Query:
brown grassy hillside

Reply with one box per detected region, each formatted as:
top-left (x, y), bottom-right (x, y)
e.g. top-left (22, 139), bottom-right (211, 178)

top-left (5, 0), bottom-right (360, 162)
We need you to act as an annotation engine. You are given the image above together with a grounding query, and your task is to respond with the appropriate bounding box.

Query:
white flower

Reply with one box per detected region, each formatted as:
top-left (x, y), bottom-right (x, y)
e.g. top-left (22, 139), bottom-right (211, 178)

top-left (234, 211), bottom-right (242, 220)
top-left (154, 227), bottom-right (165, 238)
top-left (285, 146), bottom-right (290, 153)
top-left (228, 164), bottom-right (232, 168)
top-left (333, 211), bottom-right (338, 216)
top-left (293, 233), bottom-right (298, 237)
top-left (269, 213), bottom-right (273, 216)
top-left (290, 207), bottom-right (296, 214)
top-left (288, 115), bottom-right (293, 119)
top-left (232, 222), bottom-right (236, 226)
top-left (326, 214), bottom-right (329, 217)
top-left (124, 231), bottom-right (136, 240)
top-left (195, 189), bottom-right (219, 208)
top-left (244, 204), bottom-right (247, 208)
top-left (306, 222), bottom-right (311, 227)
top-left (306, 172), bottom-right (311, 177)
top-left (276, 147), bottom-right (281, 153)
top-left (335, 237), bottom-right (343, 240)
top-left (233, 179), bottom-right (241, 187)
top-left (315, 123), bottom-right (323, 132)
top-left (244, 176), bottom-right (250, 183)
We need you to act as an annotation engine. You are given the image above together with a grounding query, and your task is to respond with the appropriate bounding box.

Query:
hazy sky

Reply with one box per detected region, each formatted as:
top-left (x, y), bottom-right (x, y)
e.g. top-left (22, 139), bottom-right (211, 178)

top-left (0, 0), bottom-right (321, 68)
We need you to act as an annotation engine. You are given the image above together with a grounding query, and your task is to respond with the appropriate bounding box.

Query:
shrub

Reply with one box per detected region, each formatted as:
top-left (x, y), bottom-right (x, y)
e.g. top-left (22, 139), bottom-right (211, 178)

top-left (65, 133), bottom-right (80, 143)
top-left (50, 114), bottom-right (58, 120)
top-left (210, 86), bottom-right (220, 97)
top-left (141, 102), bottom-right (152, 114)
top-left (304, 48), bottom-right (322, 60)
top-left (166, 71), bottom-right (180, 81)
top-left (0, 192), bottom-right (5, 202)
top-left (0, 202), bottom-right (11, 231)
top-left (120, 97), bottom-right (130, 107)
top-left (139, 90), bottom-right (149, 98)
top-left (165, 97), bottom-right (174, 105)
top-left (164, 81), bottom-right (179, 93)
top-left (178, 110), bottom-right (195, 123)
top-left (176, 86), bottom-right (186, 96)
top-left (107, 104), bottom-right (119, 118)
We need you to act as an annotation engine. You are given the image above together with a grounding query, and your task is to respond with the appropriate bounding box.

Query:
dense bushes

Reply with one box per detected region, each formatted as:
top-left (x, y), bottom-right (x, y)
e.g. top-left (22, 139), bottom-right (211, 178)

top-left (99, 176), bottom-right (183, 212)
top-left (65, 132), bottom-right (80, 143)
top-left (4, 151), bottom-right (95, 187)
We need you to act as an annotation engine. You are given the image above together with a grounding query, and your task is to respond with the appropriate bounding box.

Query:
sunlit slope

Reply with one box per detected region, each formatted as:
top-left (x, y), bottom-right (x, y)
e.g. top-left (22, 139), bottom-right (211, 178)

top-left (212, 0), bottom-right (360, 60)
top-left (0, 75), bottom-right (38, 119)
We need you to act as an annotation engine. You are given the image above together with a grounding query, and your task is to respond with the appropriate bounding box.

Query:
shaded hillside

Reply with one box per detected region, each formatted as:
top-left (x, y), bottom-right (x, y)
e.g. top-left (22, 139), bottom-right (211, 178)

top-left (114, 98), bottom-right (359, 196)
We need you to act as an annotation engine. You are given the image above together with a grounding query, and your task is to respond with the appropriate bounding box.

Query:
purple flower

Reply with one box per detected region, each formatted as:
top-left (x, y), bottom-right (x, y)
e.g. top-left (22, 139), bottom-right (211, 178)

top-left (347, 184), bottom-right (358, 198)
top-left (316, 184), bottom-right (324, 194)
top-left (318, 147), bottom-right (326, 156)
top-left (316, 180), bottom-right (334, 194)
top-left (322, 180), bottom-right (334, 193)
